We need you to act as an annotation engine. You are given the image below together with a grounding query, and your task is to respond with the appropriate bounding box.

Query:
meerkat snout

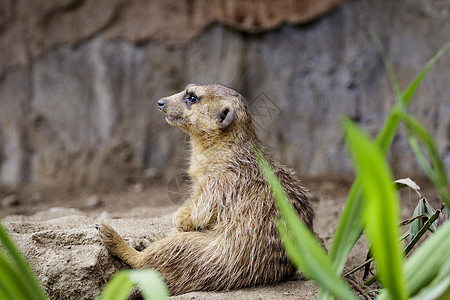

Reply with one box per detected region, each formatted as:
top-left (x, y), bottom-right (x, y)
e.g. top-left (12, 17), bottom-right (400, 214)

top-left (157, 98), bottom-right (167, 110)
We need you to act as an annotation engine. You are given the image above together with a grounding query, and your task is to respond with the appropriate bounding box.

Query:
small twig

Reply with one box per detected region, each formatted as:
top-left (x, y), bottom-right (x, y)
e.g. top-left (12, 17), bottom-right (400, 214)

top-left (399, 231), bottom-right (409, 242)
top-left (343, 257), bottom-right (375, 278)
top-left (346, 276), bottom-right (373, 300)
top-left (364, 274), bottom-right (378, 286)
top-left (361, 289), bottom-right (381, 299)
top-left (363, 249), bottom-right (374, 280)
top-left (399, 214), bottom-right (427, 226)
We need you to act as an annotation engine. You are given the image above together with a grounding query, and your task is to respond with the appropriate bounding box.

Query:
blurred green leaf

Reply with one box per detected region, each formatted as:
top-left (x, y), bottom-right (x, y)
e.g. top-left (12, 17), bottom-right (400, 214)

top-left (0, 221), bottom-right (48, 300)
top-left (370, 33), bottom-right (401, 98)
top-left (318, 181), bottom-right (364, 300)
top-left (396, 111), bottom-right (450, 207)
top-left (321, 41), bottom-right (450, 300)
top-left (343, 119), bottom-right (407, 300)
top-left (378, 219), bottom-right (450, 299)
top-left (405, 218), bottom-right (450, 296)
top-left (100, 272), bottom-right (134, 300)
top-left (0, 280), bottom-right (14, 300)
top-left (100, 269), bottom-right (169, 300)
top-left (126, 269), bottom-right (169, 299)
top-left (401, 41), bottom-right (450, 107)
top-left (327, 39), bottom-right (450, 272)
top-left (375, 40), bottom-right (450, 153)
top-left (327, 178), bottom-right (363, 267)
top-left (0, 251), bottom-right (31, 300)
top-left (410, 259), bottom-right (450, 300)
top-left (256, 149), bottom-right (357, 300)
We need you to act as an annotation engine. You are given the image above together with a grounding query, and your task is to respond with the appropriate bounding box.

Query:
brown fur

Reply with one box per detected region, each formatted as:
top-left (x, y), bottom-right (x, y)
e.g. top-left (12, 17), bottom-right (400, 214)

top-left (98, 83), bottom-right (315, 295)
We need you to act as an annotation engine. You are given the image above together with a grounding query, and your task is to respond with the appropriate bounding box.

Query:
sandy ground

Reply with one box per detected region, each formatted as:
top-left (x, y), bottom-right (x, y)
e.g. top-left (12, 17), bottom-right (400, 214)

top-left (0, 178), bottom-right (444, 299)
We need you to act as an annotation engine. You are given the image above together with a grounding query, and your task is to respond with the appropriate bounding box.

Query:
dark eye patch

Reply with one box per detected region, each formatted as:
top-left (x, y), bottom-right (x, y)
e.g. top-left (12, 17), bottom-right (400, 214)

top-left (184, 92), bottom-right (200, 108)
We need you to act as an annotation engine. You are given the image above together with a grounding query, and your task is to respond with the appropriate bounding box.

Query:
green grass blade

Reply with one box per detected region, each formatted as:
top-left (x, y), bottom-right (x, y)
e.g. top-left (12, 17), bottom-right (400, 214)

top-left (277, 224), bottom-right (356, 300)
top-left (401, 41), bottom-right (450, 106)
top-left (100, 272), bottom-right (134, 300)
top-left (327, 178), bottom-right (363, 265)
top-left (256, 150), bottom-right (357, 300)
top-left (326, 106), bottom-right (403, 278)
top-left (327, 40), bottom-right (450, 275)
top-left (277, 222), bottom-right (306, 270)
top-left (374, 106), bottom-right (402, 154)
top-left (0, 279), bottom-right (15, 300)
top-left (404, 220), bottom-right (450, 296)
top-left (410, 259), bottom-right (450, 300)
top-left (343, 119), bottom-right (407, 300)
top-left (409, 200), bottom-right (425, 241)
top-left (100, 269), bottom-right (169, 300)
top-left (323, 40), bottom-right (450, 300)
top-left (377, 220), bottom-right (450, 299)
top-left (397, 112), bottom-right (450, 207)
top-left (422, 199), bottom-right (439, 231)
top-left (0, 251), bottom-right (35, 300)
top-left (322, 107), bottom-right (403, 300)
top-left (410, 198), bottom-right (438, 242)
top-left (320, 181), bottom-right (363, 300)
top-left (408, 137), bottom-right (434, 179)
top-left (0, 221), bottom-right (48, 300)
top-left (376, 40), bottom-right (450, 151)
top-left (371, 33), bottom-right (401, 98)
top-left (126, 269), bottom-right (169, 299)
top-left (316, 289), bottom-right (333, 300)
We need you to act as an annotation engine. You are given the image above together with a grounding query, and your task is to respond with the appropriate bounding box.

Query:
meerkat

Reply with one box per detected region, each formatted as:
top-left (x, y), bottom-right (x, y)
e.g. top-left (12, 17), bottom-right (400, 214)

top-left (97, 83), bottom-right (315, 295)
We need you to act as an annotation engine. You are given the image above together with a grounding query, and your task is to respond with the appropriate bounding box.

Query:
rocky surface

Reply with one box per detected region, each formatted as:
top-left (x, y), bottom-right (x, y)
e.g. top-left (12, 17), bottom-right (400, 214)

top-left (2, 181), bottom-right (439, 299)
top-left (172, 280), bottom-right (318, 300)
top-left (1, 0), bottom-right (450, 189)
top-left (3, 207), bottom-right (319, 299)
top-left (4, 207), bottom-right (177, 299)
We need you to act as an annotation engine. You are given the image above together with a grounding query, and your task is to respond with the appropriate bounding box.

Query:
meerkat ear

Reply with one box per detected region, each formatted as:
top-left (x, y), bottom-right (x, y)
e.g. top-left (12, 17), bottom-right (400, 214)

top-left (217, 105), bottom-right (236, 129)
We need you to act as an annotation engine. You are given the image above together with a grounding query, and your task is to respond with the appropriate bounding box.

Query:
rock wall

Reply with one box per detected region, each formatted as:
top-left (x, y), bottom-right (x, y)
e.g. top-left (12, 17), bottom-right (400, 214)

top-left (0, 0), bottom-right (342, 74)
top-left (0, 0), bottom-right (449, 189)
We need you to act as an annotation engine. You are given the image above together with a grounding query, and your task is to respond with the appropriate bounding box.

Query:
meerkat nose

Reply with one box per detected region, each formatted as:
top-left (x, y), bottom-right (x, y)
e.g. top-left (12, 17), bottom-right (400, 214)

top-left (157, 99), bottom-right (167, 110)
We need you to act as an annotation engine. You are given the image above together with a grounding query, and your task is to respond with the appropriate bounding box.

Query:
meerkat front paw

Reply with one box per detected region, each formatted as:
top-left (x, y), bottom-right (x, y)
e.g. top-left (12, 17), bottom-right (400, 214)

top-left (173, 206), bottom-right (195, 232)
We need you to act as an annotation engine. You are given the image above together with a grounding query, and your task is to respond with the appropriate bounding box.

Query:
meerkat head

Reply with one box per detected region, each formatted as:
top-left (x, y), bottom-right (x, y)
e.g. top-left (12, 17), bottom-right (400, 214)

top-left (157, 83), bottom-right (253, 139)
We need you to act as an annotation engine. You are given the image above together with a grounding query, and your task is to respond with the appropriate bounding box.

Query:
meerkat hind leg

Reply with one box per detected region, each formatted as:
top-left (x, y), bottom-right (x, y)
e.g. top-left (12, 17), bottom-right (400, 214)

top-left (97, 223), bottom-right (144, 268)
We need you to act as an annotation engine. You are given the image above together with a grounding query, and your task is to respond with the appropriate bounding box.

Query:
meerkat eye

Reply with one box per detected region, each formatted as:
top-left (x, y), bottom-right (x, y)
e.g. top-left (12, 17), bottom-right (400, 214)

top-left (185, 93), bottom-right (199, 105)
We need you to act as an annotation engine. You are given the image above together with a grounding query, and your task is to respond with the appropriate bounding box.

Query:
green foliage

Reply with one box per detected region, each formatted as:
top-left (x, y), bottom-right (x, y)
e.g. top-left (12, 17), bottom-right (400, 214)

top-left (256, 150), bottom-right (357, 300)
top-left (99, 269), bottom-right (169, 300)
top-left (409, 198), bottom-right (437, 241)
top-left (257, 40), bottom-right (450, 300)
top-left (344, 120), bottom-right (407, 300)
top-left (0, 221), bottom-right (48, 300)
